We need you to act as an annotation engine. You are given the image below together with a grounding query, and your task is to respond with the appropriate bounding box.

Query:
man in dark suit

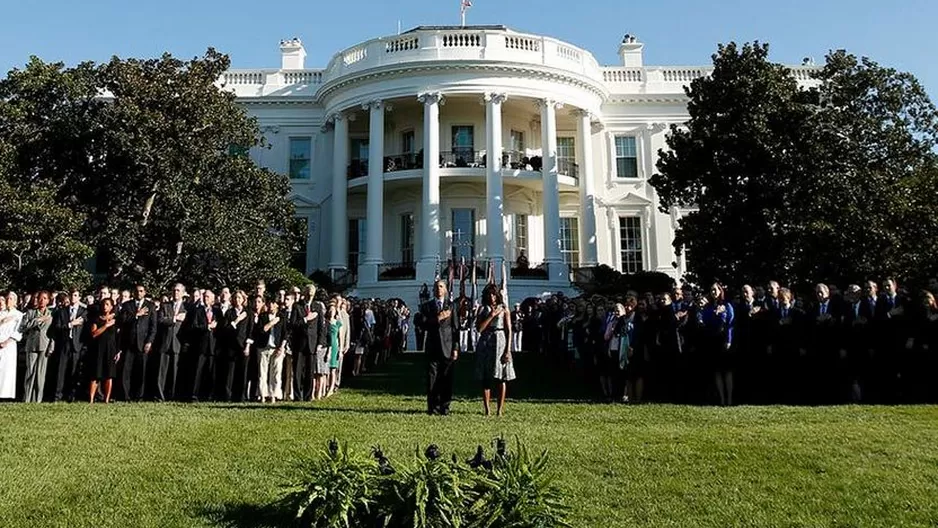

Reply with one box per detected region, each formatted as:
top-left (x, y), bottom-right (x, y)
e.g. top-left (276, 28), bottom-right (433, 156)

top-left (187, 289), bottom-right (223, 402)
top-left (807, 283), bottom-right (840, 404)
top-left (119, 284), bottom-right (157, 401)
top-left (420, 280), bottom-right (459, 415)
top-left (874, 277), bottom-right (907, 402)
top-left (221, 290), bottom-right (252, 402)
top-left (294, 285), bottom-right (324, 402)
top-left (52, 290), bottom-right (86, 402)
top-left (156, 283), bottom-right (188, 402)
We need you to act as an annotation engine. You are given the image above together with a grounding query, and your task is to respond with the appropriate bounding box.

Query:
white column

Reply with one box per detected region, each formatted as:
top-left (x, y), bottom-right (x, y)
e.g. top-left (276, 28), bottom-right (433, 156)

top-left (539, 99), bottom-right (564, 279)
top-left (485, 93), bottom-right (507, 281)
top-left (417, 92), bottom-right (443, 282)
top-left (363, 100), bottom-right (386, 267)
top-left (329, 112), bottom-right (349, 271)
top-left (576, 110), bottom-right (598, 266)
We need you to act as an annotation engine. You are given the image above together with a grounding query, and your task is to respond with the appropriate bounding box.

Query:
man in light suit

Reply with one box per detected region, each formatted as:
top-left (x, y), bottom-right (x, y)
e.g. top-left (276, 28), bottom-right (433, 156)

top-left (119, 284), bottom-right (157, 401)
top-left (420, 280), bottom-right (459, 415)
top-left (156, 283), bottom-right (188, 402)
top-left (20, 290), bottom-right (55, 402)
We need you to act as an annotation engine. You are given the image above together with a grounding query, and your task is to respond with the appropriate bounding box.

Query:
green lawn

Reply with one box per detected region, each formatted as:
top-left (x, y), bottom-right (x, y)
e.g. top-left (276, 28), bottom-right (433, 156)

top-left (1, 355), bottom-right (937, 527)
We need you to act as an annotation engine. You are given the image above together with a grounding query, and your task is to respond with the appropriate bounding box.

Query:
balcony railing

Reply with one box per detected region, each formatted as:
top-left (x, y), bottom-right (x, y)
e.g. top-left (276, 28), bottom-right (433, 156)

top-left (378, 262), bottom-right (416, 281)
top-left (440, 150), bottom-right (485, 168)
top-left (331, 268), bottom-right (358, 290)
top-left (346, 152), bottom-right (579, 181)
top-left (510, 262), bottom-right (549, 280)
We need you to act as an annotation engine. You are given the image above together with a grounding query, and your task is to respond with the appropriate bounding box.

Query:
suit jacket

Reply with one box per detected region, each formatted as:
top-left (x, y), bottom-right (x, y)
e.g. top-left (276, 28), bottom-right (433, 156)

top-left (420, 298), bottom-right (459, 360)
top-left (185, 303), bottom-right (223, 356)
top-left (808, 300), bottom-right (840, 353)
top-left (768, 305), bottom-right (806, 355)
top-left (119, 299), bottom-right (157, 351)
top-left (282, 305), bottom-right (306, 354)
top-left (250, 312), bottom-right (286, 350)
top-left (19, 307), bottom-right (55, 354)
top-left (224, 306), bottom-right (253, 356)
top-left (157, 300), bottom-right (188, 354)
top-left (53, 304), bottom-right (86, 353)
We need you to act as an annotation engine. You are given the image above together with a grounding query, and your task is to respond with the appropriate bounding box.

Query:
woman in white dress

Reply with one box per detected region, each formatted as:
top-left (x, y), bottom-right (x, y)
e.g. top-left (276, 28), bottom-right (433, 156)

top-left (0, 292), bottom-right (24, 400)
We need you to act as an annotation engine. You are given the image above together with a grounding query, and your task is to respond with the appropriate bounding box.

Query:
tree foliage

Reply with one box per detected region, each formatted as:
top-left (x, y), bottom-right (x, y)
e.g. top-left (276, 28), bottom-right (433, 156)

top-left (0, 51), bottom-right (301, 292)
top-left (651, 42), bottom-right (938, 288)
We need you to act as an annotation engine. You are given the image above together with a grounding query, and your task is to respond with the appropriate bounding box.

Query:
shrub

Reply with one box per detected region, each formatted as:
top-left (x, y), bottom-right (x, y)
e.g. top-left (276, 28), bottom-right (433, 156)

top-left (466, 438), bottom-right (572, 528)
top-left (282, 440), bottom-right (381, 528)
top-left (378, 444), bottom-right (467, 528)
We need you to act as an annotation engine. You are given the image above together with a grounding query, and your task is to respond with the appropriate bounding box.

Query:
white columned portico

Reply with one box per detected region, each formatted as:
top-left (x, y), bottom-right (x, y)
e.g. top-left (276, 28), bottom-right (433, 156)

top-left (361, 100), bottom-right (387, 283)
top-left (485, 92), bottom-right (507, 282)
top-left (576, 110), bottom-right (598, 266)
top-left (329, 112), bottom-right (349, 272)
top-left (417, 92), bottom-right (444, 282)
top-left (539, 99), bottom-right (565, 281)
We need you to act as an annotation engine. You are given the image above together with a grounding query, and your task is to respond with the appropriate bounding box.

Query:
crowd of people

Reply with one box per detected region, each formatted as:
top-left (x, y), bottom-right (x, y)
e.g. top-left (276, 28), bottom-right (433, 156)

top-left (510, 277), bottom-right (938, 406)
top-left (2, 274), bottom-right (936, 409)
top-left (0, 281), bottom-right (411, 404)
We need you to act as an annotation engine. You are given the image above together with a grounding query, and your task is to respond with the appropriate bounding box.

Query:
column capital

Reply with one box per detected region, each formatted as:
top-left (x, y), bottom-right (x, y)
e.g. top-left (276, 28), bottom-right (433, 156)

top-left (483, 92), bottom-right (508, 105)
top-left (591, 120), bottom-right (606, 134)
top-left (417, 92), bottom-right (445, 106)
top-left (536, 98), bottom-right (564, 111)
top-left (362, 100), bottom-right (392, 112)
top-left (572, 108), bottom-right (593, 120)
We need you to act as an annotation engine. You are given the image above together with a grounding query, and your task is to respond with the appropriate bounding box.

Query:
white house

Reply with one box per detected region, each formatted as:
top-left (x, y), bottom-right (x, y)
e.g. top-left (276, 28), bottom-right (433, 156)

top-left (223, 26), bottom-right (817, 302)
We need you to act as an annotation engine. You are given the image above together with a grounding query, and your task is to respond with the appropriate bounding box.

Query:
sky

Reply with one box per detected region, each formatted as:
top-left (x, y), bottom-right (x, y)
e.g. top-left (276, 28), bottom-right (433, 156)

top-left (0, 0), bottom-right (935, 100)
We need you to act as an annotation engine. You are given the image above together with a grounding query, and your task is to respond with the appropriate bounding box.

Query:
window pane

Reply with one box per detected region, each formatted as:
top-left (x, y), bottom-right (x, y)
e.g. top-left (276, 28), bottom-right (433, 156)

top-left (514, 214), bottom-right (528, 257)
top-left (291, 217), bottom-right (309, 272)
top-left (557, 137), bottom-right (575, 160)
top-left (618, 216), bottom-right (644, 273)
top-left (451, 208), bottom-right (475, 262)
top-left (289, 138), bottom-right (311, 179)
top-left (615, 136), bottom-right (636, 157)
top-left (348, 218), bottom-right (366, 270)
top-left (401, 214), bottom-right (415, 265)
top-left (510, 130), bottom-right (524, 152)
top-left (560, 217), bottom-right (579, 266)
top-left (615, 136), bottom-right (638, 178)
top-left (402, 131), bottom-right (415, 154)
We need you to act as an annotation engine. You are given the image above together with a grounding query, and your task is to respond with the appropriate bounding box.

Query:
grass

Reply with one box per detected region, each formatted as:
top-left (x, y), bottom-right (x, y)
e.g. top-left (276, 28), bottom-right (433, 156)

top-left (0, 355), bottom-right (937, 527)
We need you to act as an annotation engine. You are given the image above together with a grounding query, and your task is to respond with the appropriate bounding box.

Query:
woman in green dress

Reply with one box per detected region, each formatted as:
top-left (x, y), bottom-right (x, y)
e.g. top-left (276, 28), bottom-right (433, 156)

top-left (326, 300), bottom-right (343, 397)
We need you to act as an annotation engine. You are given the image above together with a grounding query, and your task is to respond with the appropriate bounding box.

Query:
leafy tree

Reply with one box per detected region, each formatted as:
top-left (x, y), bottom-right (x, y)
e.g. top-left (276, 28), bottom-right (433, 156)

top-left (0, 141), bottom-right (92, 291)
top-left (651, 42), bottom-right (938, 288)
top-left (0, 51), bottom-right (301, 292)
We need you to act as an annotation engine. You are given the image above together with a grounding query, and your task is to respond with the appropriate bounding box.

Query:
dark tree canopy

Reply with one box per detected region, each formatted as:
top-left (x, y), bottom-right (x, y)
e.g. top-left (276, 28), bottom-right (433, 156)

top-left (0, 50), bottom-right (302, 292)
top-left (651, 42), bottom-right (938, 289)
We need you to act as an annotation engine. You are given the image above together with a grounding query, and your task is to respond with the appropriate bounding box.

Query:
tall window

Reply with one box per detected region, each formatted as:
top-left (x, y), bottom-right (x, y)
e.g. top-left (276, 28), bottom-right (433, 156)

top-left (451, 208), bottom-right (475, 262)
top-left (401, 130), bottom-right (415, 155)
top-left (619, 216), bottom-right (644, 273)
top-left (559, 217), bottom-right (580, 266)
top-left (557, 137), bottom-right (575, 162)
top-left (400, 213), bottom-right (415, 265)
top-left (508, 130), bottom-right (525, 167)
top-left (614, 136), bottom-right (638, 178)
top-left (514, 214), bottom-right (528, 260)
top-left (289, 137), bottom-right (312, 179)
top-left (557, 136), bottom-right (576, 176)
top-left (451, 125), bottom-right (474, 166)
top-left (348, 218), bottom-right (366, 271)
top-left (291, 217), bottom-right (309, 272)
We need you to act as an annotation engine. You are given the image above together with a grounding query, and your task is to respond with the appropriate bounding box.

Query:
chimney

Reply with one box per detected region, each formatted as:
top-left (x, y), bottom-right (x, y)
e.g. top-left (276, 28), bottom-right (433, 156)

top-left (280, 38), bottom-right (306, 70)
top-left (618, 34), bottom-right (644, 67)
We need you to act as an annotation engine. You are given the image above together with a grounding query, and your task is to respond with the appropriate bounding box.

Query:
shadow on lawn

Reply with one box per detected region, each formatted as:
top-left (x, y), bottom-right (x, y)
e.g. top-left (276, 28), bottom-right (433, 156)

top-left (198, 501), bottom-right (293, 528)
top-left (343, 352), bottom-right (593, 402)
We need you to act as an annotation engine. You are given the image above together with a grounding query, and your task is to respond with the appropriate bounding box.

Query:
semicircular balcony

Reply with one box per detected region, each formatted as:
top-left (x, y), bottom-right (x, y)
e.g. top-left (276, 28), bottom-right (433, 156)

top-left (340, 94), bottom-right (581, 192)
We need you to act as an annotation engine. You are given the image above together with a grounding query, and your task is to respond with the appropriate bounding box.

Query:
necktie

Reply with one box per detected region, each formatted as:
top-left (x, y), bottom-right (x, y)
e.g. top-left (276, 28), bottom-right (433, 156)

top-left (821, 303), bottom-right (826, 315)
top-left (437, 300), bottom-right (443, 311)
top-left (206, 307), bottom-right (213, 324)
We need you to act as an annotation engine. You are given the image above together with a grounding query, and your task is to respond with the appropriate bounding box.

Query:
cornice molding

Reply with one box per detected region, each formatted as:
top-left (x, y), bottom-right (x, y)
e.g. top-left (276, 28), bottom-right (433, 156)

top-left (317, 61), bottom-right (609, 105)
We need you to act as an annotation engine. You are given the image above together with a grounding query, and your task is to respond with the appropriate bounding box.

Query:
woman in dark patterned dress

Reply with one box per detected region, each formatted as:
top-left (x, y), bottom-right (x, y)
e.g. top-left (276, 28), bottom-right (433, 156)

top-left (475, 285), bottom-right (516, 416)
top-left (88, 298), bottom-right (119, 404)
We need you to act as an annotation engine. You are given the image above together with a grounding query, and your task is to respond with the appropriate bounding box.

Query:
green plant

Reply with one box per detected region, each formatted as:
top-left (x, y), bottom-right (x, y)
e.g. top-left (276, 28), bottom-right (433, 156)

top-left (282, 440), bottom-right (380, 528)
top-left (466, 438), bottom-right (572, 528)
top-left (379, 444), bottom-right (467, 528)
